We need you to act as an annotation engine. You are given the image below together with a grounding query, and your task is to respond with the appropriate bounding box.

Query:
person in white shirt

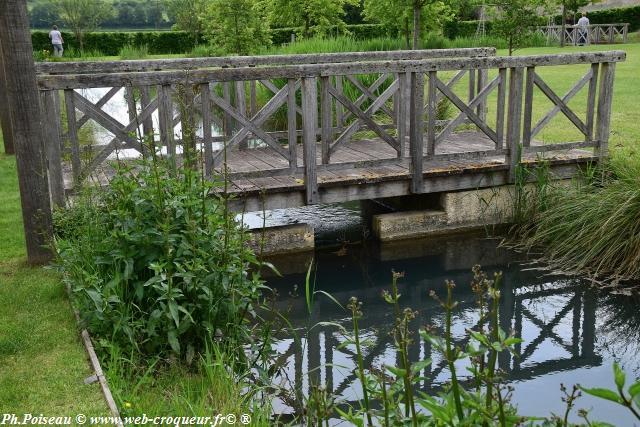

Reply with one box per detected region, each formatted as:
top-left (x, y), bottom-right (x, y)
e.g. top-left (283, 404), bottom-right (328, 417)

top-left (576, 12), bottom-right (590, 46)
top-left (49, 25), bottom-right (64, 57)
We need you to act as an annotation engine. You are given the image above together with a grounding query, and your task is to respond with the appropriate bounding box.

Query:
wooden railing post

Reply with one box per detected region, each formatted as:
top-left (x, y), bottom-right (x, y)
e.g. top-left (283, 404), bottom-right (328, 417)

top-left (139, 86), bottom-right (154, 145)
top-left (521, 67), bottom-right (535, 147)
top-left (320, 76), bottom-right (331, 164)
top-left (0, 0), bottom-right (53, 263)
top-left (40, 90), bottom-right (65, 208)
top-left (397, 72), bottom-right (410, 158)
top-left (63, 89), bottom-right (81, 183)
top-left (477, 68), bottom-right (487, 122)
top-left (595, 62), bottom-right (616, 160)
top-left (201, 83), bottom-right (213, 177)
top-left (425, 71), bottom-right (437, 157)
top-left (301, 77), bottom-right (319, 204)
top-left (235, 81), bottom-right (248, 150)
top-left (409, 72), bottom-right (425, 193)
top-left (157, 84), bottom-right (175, 162)
top-left (506, 67), bottom-right (524, 183)
top-left (586, 63), bottom-right (599, 143)
top-left (496, 68), bottom-right (507, 150)
top-left (287, 79), bottom-right (298, 173)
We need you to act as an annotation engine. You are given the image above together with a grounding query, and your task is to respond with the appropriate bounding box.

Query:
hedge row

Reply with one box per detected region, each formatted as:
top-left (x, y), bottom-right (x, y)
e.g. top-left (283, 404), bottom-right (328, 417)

top-left (271, 24), bottom-right (389, 45)
top-left (557, 5), bottom-right (640, 32)
top-left (33, 24), bottom-right (389, 56)
top-left (32, 30), bottom-right (199, 55)
top-left (443, 21), bottom-right (492, 39)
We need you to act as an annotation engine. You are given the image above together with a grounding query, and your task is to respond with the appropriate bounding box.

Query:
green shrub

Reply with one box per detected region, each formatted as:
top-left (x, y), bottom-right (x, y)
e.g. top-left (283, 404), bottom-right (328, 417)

top-left (54, 158), bottom-right (265, 361)
top-left (271, 24), bottom-right (388, 46)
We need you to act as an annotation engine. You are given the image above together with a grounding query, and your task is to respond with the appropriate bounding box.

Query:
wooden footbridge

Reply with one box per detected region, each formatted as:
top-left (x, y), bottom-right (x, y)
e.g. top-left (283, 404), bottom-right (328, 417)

top-left (35, 48), bottom-right (624, 213)
top-left (537, 23), bottom-right (630, 45)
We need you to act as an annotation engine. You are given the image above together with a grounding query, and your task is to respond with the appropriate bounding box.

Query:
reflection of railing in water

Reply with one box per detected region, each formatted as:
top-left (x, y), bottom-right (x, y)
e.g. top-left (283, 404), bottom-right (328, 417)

top-left (272, 275), bottom-right (600, 410)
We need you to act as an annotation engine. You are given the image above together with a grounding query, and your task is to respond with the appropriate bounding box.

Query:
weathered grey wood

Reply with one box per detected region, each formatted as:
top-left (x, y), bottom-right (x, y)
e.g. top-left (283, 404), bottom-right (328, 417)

top-left (64, 89), bottom-right (82, 182)
top-left (40, 90), bottom-right (65, 207)
top-left (586, 63), bottom-right (599, 143)
top-left (468, 67), bottom-right (476, 104)
top-left (222, 81), bottom-right (232, 139)
top-left (496, 68), bottom-right (507, 150)
top-left (320, 76), bottom-right (331, 164)
top-left (344, 73), bottom-right (394, 119)
top-left (0, 43), bottom-right (15, 154)
top-left (342, 73), bottom-right (390, 122)
top-left (249, 79), bottom-right (257, 116)
top-left (124, 86), bottom-right (138, 127)
top-left (435, 78), bottom-right (498, 144)
top-left (595, 62), bottom-right (616, 159)
top-left (506, 67), bottom-right (524, 182)
top-left (523, 140), bottom-right (596, 153)
top-left (334, 75), bottom-right (344, 130)
top-left (37, 51), bottom-right (626, 90)
top-left (84, 95), bottom-right (158, 176)
top-left (0, 0), bottom-right (53, 263)
top-left (329, 79), bottom-right (399, 155)
top-left (477, 68), bottom-right (487, 122)
top-left (397, 72), bottom-right (409, 158)
top-left (410, 72), bottom-right (425, 193)
top-left (139, 86), bottom-right (154, 143)
top-left (157, 84), bottom-right (175, 159)
top-left (328, 82), bottom-right (399, 152)
top-left (436, 74), bottom-right (500, 146)
top-left (301, 77), bottom-right (319, 204)
top-left (522, 67), bottom-right (535, 147)
top-left (35, 48), bottom-right (498, 75)
top-left (287, 79), bottom-right (298, 172)
top-left (210, 89), bottom-right (290, 160)
top-left (533, 73), bottom-right (588, 137)
top-left (70, 87), bottom-right (120, 136)
top-left (201, 83), bottom-right (213, 176)
top-left (531, 70), bottom-right (592, 141)
top-left (72, 91), bottom-right (142, 151)
top-left (434, 69), bottom-right (467, 106)
top-left (235, 81), bottom-right (248, 150)
top-left (426, 71), bottom-right (437, 156)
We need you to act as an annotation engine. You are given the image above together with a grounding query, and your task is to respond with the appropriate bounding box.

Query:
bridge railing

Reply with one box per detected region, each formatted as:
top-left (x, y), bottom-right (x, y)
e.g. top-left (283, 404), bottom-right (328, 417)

top-left (36, 49), bottom-right (624, 206)
top-left (537, 24), bottom-right (630, 45)
top-left (35, 48), bottom-right (497, 206)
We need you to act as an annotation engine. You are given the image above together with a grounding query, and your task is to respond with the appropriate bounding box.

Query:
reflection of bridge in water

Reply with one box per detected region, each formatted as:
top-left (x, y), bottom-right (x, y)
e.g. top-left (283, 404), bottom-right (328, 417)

top-left (267, 238), bottom-right (601, 411)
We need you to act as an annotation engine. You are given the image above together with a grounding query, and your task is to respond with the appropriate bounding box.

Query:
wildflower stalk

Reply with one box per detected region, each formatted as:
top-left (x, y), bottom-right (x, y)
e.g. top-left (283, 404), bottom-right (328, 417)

top-left (445, 281), bottom-right (464, 421)
top-left (349, 297), bottom-right (373, 427)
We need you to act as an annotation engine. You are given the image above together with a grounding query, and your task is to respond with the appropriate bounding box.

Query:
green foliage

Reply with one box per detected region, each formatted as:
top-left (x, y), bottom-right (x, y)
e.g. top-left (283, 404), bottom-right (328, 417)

top-left (269, 0), bottom-right (360, 38)
top-left (31, 30), bottom-right (198, 56)
top-left (168, 0), bottom-right (207, 43)
top-left (200, 0), bottom-right (272, 55)
top-left (52, 0), bottom-right (114, 49)
top-left (444, 20), bottom-right (492, 39)
top-left (270, 23), bottom-right (388, 44)
top-left (580, 362), bottom-right (640, 422)
top-left (53, 157), bottom-right (266, 361)
top-left (118, 43), bottom-right (149, 59)
top-left (363, 0), bottom-right (455, 48)
top-left (491, 0), bottom-right (546, 55)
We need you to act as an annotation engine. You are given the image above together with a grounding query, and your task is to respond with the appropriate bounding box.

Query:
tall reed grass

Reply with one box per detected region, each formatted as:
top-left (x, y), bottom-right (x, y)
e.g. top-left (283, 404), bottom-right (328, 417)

top-left (510, 156), bottom-right (640, 283)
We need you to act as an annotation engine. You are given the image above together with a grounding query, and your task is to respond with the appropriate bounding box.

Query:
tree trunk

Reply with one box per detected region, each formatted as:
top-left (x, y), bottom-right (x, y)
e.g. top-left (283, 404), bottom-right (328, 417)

top-left (0, 44), bottom-right (15, 155)
top-left (412, 4), bottom-right (421, 50)
top-left (0, 0), bottom-right (53, 264)
top-left (561, 3), bottom-right (567, 47)
top-left (404, 16), bottom-right (410, 50)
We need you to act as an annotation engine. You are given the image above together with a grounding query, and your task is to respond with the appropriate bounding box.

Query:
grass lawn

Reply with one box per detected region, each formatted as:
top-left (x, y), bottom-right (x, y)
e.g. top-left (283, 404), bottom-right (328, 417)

top-left (0, 149), bottom-right (108, 416)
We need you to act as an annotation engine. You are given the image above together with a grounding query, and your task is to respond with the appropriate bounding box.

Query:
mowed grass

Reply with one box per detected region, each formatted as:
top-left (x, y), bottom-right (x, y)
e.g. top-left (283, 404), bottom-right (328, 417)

top-left (0, 149), bottom-right (108, 416)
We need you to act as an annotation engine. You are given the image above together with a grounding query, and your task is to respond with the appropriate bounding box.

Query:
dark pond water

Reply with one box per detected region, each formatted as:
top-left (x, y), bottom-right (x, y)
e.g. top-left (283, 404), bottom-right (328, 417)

top-left (249, 203), bottom-right (640, 426)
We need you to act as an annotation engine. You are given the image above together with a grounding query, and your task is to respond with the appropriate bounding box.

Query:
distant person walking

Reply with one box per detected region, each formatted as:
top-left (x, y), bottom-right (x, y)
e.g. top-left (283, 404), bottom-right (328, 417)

top-left (577, 12), bottom-right (590, 46)
top-left (49, 25), bottom-right (64, 57)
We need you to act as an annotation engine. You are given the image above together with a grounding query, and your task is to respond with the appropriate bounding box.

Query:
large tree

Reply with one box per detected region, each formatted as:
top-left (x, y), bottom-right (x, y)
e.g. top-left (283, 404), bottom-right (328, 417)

top-left (492, 0), bottom-right (544, 55)
top-left (363, 0), bottom-right (453, 49)
top-left (201, 0), bottom-right (271, 55)
top-left (52, 0), bottom-right (113, 49)
top-left (269, 0), bottom-right (359, 38)
top-left (168, 0), bottom-right (207, 44)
